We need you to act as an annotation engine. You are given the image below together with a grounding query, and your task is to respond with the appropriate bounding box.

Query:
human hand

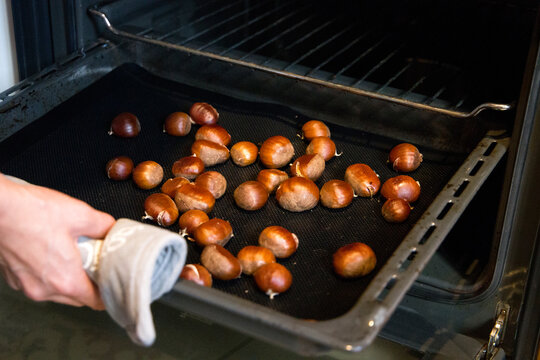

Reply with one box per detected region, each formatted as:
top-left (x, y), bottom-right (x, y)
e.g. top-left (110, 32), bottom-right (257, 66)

top-left (0, 174), bottom-right (115, 310)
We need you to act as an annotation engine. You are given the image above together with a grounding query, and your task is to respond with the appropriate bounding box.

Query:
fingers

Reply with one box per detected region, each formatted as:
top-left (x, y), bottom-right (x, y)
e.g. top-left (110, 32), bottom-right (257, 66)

top-left (73, 206), bottom-right (116, 240)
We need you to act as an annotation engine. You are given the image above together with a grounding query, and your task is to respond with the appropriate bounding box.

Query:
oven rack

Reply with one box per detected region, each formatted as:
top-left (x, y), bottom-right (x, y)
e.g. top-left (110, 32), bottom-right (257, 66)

top-left (88, 0), bottom-right (517, 118)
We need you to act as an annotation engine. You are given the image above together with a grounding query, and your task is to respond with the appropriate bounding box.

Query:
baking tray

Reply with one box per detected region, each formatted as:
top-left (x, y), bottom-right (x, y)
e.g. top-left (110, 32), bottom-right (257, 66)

top-left (0, 63), bottom-right (508, 354)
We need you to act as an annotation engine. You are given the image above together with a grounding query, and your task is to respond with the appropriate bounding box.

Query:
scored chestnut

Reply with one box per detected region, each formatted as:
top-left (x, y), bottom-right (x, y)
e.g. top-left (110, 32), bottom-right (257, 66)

top-left (230, 141), bottom-right (258, 167)
top-left (306, 136), bottom-right (339, 161)
top-left (301, 120), bottom-right (330, 140)
top-left (333, 242), bottom-right (377, 278)
top-left (381, 175), bottom-right (421, 203)
top-left (233, 181), bottom-right (269, 211)
top-left (178, 209), bottom-right (209, 238)
top-left (190, 102), bottom-right (219, 125)
top-left (161, 177), bottom-right (190, 198)
top-left (193, 218), bottom-right (233, 247)
top-left (106, 156), bottom-right (134, 181)
top-left (195, 124), bottom-right (231, 146)
top-left (179, 264), bottom-right (212, 287)
top-left (382, 198), bottom-right (412, 223)
top-left (109, 112), bottom-right (140, 138)
top-left (174, 183), bottom-right (215, 213)
top-left (290, 154), bottom-right (325, 181)
top-left (259, 136), bottom-right (295, 169)
top-left (344, 163), bottom-right (380, 197)
top-left (258, 226), bottom-right (299, 258)
top-left (191, 140), bottom-right (230, 167)
top-left (194, 171), bottom-right (227, 199)
top-left (256, 169), bottom-right (289, 193)
top-left (200, 244), bottom-right (242, 281)
top-left (163, 112), bottom-right (192, 136)
top-left (133, 161), bottom-right (164, 190)
top-left (142, 193), bottom-right (179, 226)
top-left (320, 180), bottom-right (354, 209)
top-left (389, 143), bottom-right (423, 172)
top-left (172, 156), bottom-right (205, 180)
top-left (275, 177), bottom-right (319, 212)
top-left (253, 263), bottom-right (292, 299)
top-left (237, 246), bottom-right (276, 275)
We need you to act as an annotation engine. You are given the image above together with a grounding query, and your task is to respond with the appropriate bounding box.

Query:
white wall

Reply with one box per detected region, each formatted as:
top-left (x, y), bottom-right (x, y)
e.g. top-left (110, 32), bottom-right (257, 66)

top-left (0, 0), bottom-right (18, 92)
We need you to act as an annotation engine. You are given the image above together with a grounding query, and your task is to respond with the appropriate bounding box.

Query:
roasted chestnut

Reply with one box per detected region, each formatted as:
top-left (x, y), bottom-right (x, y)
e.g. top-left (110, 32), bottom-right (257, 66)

top-left (193, 218), bottom-right (233, 247)
top-left (161, 177), bottom-right (190, 198)
top-left (381, 175), bottom-right (421, 202)
top-left (233, 181), bottom-right (269, 211)
top-left (133, 161), bottom-right (164, 190)
top-left (301, 120), bottom-right (330, 140)
top-left (142, 193), bottom-right (179, 226)
top-left (230, 141), bottom-right (258, 167)
top-left (195, 124), bottom-right (231, 146)
top-left (344, 163), bottom-right (380, 197)
top-left (194, 171), bottom-right (227, 199)
top-left (320, 180), bottom-right (354, 209)
top-left (275, 177), bottom-right (319, 212)
top-left (178, 209), bottom-right (209, 237)
top-left (381, 198), bottom-right (412, 223)
top-left (259, 136), bottom-right (295, 169)
top-left (253, 263), bottom-right (292, 299)
top-left (191, 140), bottom-right (230, 167)
top-left (306, 136), bottom-right (338, 161)
top-left (164, 112), bottom-right (192, 136)
top-left (172, 156), bottom-right (205, 180)
top-left (333, 242), bottom-right (376, 278)
top-left (190, 102), bottom-right (219, 125)
top-left (290, 154), bottom-right (325, 181)
top-left (174, 183), bottom-right (215, 213)
top-left (389, 143), bottom-right (423, 172)
top-left (237, 246), bottom-right (276, 275)
top-left (106, 156), bottom-right (134, 181)
top-left (179, 264), bottom-right (212, 287)
top-left (256, 169), bottom-right (289, 193)
top-left (258, 226), bottom-right (299, 258)
top-left (200, 244), bottom-right (242, 281)
top-left (109, 112), bottom-right (140, 138)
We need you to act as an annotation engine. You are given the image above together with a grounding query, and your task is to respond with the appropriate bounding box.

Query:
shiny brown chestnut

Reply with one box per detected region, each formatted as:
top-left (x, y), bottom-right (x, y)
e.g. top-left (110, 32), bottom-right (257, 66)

top-left (381, 175), bottom-right (421, 203)
top-left (193, 218), bottom-right (233, 247)
top-left (344, 163), bottom-right (381, 197)
top-left (194, 171), bottom-right (227, 199)
top-left (230, 141), bottom-right (258, 167)
top-left (389, 143), bottom-right (423, 172)
top-left (301, 120), bottom-right (330, 140)
top-left (161, 177), bottom-right (190, 198)
top-left (171, 156), bottom-right (205, 180)
top-left (200, 244), bottom-right (242, 281)
top-left (190, 102), bottom-right (219, 126)
top-left (253, 263), bottom-right (292, 299)
top-left (333, 242), bottom-right (377, 278)
top-left (191, 140), bottom-right (230, 167)
top-left (195, 124), bottom-right (231, 146)
top-left (320, 180), bottom-right (354, 209)
top-left (142, 193), bottom-right (179, 226)
top-left (133, 161), bottom-right (164, 190)
top-left (306, 136), bottom-right (338, 161)
top-left (258, 226), bottom-right (299, 258)
top-left (174, 183), bottom-right (215, 213)
top-left (259, 136), bottom-right (295, 169)
top-left (237, 246), bottom-right (276, 275)
top-left (178, 209), bottom-right (209, 238)
top-left (233, 181), bottom-right (269, 211)
top-left (275, 177), bottom-right (319, 212)
top-left (256, 169), bottom-right (289, 193)
top-left (106, 156), bottom-right (134, 181)
top-left (179, 264), bottom-right (212, 287)
top-left (109, 112), bottom-right (141, 138)
top-left (382, 198), bottom-right (412, 223)
top-left (290, 154), bottom-right (325, 181)
top-left (163, 112), bottom-right (192, 136)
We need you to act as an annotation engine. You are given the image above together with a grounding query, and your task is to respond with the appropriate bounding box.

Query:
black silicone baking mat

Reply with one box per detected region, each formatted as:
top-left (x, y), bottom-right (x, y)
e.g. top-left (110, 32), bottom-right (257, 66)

top-left (0, 63), bottom-right (464, 320)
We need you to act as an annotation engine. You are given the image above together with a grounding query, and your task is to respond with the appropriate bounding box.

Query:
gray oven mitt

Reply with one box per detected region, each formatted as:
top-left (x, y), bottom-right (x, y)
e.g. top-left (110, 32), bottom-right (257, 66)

top-left (78, 218), bottom-right (187, 346)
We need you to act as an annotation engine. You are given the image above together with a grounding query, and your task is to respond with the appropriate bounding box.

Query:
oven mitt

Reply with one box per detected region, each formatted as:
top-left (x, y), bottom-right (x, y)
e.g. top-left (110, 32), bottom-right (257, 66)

top-left (77, 218), bottom-right (187, 346)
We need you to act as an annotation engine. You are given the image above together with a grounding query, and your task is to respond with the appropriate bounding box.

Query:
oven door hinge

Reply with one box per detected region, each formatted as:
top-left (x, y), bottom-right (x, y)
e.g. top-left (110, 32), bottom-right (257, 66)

top-left (474, 308), bottom-right (508, 360)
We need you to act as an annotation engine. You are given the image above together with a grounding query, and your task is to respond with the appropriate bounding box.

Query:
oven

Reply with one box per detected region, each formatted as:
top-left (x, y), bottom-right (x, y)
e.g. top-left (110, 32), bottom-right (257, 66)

top-left (1, 1), bottom-right (540, 358)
